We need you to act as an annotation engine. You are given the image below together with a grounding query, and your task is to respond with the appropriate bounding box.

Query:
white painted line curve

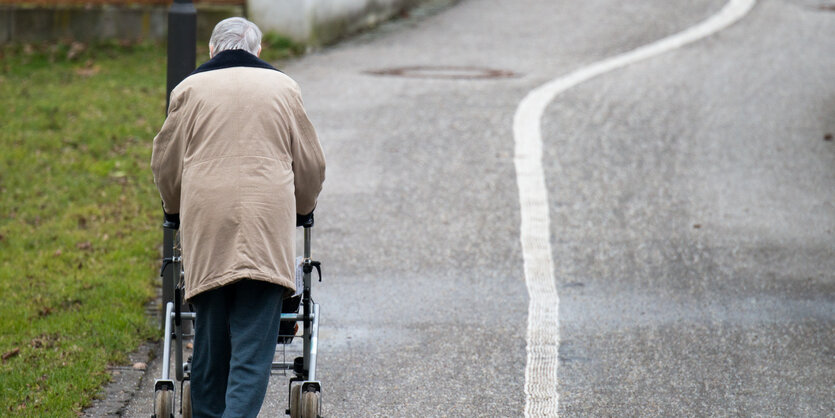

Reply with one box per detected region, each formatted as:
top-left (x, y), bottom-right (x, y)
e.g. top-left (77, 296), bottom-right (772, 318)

top-left (513, 0), bottom-right (757, 416)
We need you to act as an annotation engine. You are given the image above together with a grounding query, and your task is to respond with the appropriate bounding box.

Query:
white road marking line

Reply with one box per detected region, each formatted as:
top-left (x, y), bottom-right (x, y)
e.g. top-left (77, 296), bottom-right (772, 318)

top-left (512, 0), bottom-right (756, 415)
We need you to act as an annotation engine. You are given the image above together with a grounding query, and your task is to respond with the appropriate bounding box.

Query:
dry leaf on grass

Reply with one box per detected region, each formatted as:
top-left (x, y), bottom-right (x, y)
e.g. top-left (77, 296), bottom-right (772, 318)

top-left (2, 348), bottom-right (20, 361)
top-left (67, 42), bottom-right (86, 60)
top-left (75, 65), bottom-right (101, 77)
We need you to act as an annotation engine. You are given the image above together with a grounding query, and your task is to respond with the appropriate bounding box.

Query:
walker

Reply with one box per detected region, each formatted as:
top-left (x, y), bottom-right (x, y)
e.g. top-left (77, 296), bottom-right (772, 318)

top-left (152, 214), bottom-right (323, 418)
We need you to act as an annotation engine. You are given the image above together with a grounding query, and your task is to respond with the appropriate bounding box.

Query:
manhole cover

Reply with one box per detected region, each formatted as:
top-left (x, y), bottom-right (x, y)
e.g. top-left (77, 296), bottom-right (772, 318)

top-left (365, 66), bottom-right (517, 80)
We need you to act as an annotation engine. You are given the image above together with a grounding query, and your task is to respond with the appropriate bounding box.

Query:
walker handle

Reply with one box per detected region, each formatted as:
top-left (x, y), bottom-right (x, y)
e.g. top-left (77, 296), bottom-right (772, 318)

top-left (296, 212), bottom-right (314, 228)
top-left (163, 213), bottom-right (180, 230)
top-left (161, 201), bottom-right (180, 230)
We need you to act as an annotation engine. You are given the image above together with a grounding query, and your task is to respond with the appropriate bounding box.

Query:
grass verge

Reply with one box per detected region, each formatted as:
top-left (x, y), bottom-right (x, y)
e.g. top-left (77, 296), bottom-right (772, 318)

top-left (0, 38), bottom-right (299, 415)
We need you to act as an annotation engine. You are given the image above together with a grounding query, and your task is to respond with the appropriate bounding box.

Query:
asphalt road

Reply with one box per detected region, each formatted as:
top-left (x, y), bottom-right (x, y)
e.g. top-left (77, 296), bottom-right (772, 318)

top-left (119, 0), bottom-right (834, 416)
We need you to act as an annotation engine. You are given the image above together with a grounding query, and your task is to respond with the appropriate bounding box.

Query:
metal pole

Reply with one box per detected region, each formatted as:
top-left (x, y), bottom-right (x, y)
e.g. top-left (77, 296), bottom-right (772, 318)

top-left (162, 0), bottom-right (196, 329)
top-left (308, 303), bottom-right (320, 381)
top-left (161, 225), bottom-right (176, 330)
top-left (166, 0), bottom-right (197, 109)
top-left (161, 302), bottom-right (174, 380)
top-left (303, 227), bottom-right (312, 376)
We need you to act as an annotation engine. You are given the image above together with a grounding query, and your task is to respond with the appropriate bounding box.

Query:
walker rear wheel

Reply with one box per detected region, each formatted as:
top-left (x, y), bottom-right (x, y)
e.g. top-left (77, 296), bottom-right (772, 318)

top-left (181, 380), bottom-right (192, 418)
top-left (300, 390), bottom-right (320, 418)
top-left (154, 389), bottom-right (174, 418)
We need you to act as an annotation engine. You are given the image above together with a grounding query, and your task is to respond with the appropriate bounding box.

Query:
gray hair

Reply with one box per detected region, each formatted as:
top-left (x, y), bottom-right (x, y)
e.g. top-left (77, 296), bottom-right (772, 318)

top-left (209, 17), bottom-right (262, 56)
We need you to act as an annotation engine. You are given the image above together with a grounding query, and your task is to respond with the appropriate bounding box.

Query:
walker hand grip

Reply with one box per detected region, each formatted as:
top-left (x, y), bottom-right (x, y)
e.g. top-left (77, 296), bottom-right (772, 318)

top-left (296, 212), bottom-right (314, 228)
top-left (162, 202), bottom-right (180, 230)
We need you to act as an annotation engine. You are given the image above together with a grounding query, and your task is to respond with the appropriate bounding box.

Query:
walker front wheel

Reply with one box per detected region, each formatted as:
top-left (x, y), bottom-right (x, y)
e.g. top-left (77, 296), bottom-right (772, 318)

top-left (289, 382), bottom-right (302, 418)
top-left (300, 390), bottom-right (320, 418)
top-left (154, 389), bottom-right (174, 418)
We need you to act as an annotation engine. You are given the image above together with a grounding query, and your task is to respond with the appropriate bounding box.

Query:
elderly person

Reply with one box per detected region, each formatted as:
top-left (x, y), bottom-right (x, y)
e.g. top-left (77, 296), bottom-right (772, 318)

top-left (151, 17), bottom-right (325, 417)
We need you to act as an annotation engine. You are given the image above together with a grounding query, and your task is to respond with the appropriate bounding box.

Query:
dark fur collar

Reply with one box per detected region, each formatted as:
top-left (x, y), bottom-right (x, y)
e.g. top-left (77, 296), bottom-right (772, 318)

top-left (191, 49), bottom-right (280, 75)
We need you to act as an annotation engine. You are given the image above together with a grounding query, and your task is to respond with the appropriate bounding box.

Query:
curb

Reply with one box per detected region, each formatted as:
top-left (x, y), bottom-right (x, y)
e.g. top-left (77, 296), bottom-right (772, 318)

top-left (81, 341), bottom-right (158, 417)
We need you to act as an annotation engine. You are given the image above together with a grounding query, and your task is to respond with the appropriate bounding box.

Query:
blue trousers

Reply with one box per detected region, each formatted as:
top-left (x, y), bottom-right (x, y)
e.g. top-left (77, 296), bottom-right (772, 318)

top-left (190, 279), bottom-right (285, 418)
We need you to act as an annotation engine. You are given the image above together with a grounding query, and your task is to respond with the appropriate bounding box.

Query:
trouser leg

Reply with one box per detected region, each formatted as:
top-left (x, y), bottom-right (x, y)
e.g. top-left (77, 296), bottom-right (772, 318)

top-left (223, 280), bottom-right (285, 418)
top-left (191, 287), bottom-right (232, 418)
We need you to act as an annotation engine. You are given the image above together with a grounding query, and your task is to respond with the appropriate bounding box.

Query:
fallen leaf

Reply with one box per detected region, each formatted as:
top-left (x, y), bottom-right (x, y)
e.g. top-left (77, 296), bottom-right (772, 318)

top-left (54, 249), bottom-right (62, 256)
top-left (75, 65), bottom-right (100, 77)
top-left (66, 42), bottom-right (86, 60)
top-left (38, 307), bottom-right (53, 318)
top-left (2, 348), bottom-right (20, 361)
top-left (76, 241), bottom-right (92, 251)
top-left (132, 362), bottom-right (147, 371)
top-left (693, 224), bottom-right (702, 229)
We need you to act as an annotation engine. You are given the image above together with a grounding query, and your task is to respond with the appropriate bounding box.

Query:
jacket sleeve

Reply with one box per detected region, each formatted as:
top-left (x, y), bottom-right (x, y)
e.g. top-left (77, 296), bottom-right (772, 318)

top-left (151, 90), bottom-right (188, 215)
top-left (289, 88), bottom-right (326, 215)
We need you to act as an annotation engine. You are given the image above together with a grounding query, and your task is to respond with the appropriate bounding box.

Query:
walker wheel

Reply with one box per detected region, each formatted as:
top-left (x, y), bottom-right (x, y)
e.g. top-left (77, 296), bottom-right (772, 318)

top-left (301, 389), bottom-right (320, 418)
top-left (181, 380), bottom-right (192, 418)
top-left (289, 382), bottom-right (302, 418)
top-left (154, 389), bottom-right (174, 418)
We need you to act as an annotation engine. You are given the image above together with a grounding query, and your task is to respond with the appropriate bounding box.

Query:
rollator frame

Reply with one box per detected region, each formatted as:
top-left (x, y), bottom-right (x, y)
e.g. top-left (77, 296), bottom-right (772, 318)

top-left (152, 216), bottom-right (323, 418)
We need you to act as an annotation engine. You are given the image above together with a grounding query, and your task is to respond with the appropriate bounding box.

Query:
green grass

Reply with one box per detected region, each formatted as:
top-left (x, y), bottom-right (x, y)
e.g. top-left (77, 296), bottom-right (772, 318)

top-left (0, 39), bottom-right (299, 415)
top-left (261, 32), bottom-right (306, 62)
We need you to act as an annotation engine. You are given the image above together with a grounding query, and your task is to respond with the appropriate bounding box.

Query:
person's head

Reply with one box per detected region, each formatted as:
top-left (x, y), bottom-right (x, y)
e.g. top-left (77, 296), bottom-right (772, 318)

top-left (209, 17), bottom-right (262, 58)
